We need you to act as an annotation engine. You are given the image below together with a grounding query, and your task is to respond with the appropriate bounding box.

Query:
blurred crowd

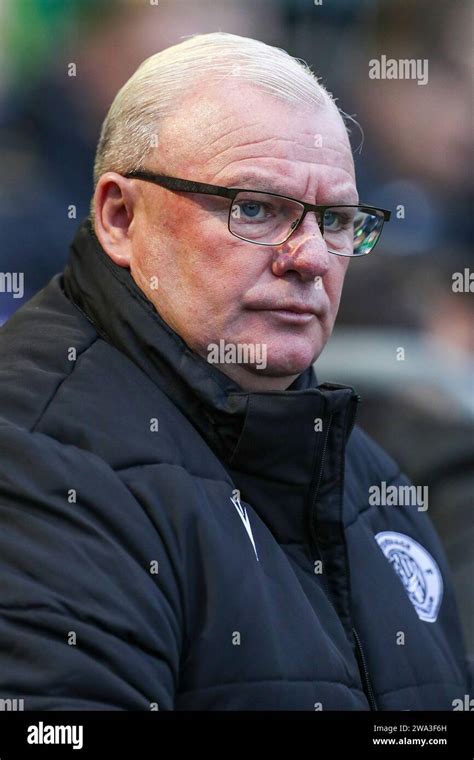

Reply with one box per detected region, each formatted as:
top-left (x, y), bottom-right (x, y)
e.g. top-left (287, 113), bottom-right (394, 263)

top-left (0, 0), bottom-right (472, 650)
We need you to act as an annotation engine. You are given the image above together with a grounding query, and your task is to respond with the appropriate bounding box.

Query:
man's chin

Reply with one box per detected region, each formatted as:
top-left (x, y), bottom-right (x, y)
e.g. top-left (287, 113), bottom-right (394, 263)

top-left (210, 343), bottom-right (322, 390)
top-left (264, 338), bottom-right (324, 374)
top-left (252, 360), bottom-right (314, 379)
top-left (200, 330), bottom-right (328, 389)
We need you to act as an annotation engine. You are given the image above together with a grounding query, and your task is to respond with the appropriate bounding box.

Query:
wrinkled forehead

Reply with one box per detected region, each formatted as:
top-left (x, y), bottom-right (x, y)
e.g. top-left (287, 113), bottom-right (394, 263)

top-left (153, 79), bottom-right (354, 180)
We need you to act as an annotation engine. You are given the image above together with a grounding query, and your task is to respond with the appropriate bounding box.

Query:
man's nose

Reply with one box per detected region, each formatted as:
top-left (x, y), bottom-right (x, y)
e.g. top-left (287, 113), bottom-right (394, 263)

top-left (271, 212), bottom-right (330, 281)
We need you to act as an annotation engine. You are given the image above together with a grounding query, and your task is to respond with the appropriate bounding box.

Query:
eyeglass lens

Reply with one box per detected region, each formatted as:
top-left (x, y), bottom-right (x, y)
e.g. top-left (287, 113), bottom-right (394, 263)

top-left (229, 192), bottom-right (384, 255)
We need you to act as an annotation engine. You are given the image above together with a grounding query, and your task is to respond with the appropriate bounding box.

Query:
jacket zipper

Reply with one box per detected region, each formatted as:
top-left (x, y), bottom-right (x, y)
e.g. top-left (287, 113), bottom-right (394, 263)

top-left (342, 396), bottom-right (379, 710)
top-left (310, 413), bottom-right (332, 523)
top-left (352, 626), bottom-right (378, 711)
top-left (344, 395), bottom-right (378, 710)
top-left (309, 394), bottom-right (378, 711)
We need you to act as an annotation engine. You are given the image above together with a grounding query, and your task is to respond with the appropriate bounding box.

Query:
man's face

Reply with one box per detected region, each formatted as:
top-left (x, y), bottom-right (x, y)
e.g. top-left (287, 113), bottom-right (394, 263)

top-left (128, 81), bottom-right (357, 389)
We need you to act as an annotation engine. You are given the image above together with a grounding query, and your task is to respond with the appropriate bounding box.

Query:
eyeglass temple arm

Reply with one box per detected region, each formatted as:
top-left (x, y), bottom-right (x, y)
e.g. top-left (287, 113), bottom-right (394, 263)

top-left (124, 171), bottom-right (236, 199)
top-left (124, 171), bottom-right (391, 220)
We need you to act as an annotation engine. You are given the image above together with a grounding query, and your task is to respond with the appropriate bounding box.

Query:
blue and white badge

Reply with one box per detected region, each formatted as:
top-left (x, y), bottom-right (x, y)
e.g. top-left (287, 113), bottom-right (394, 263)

top-left (375, 531), bottom-right (443, 623)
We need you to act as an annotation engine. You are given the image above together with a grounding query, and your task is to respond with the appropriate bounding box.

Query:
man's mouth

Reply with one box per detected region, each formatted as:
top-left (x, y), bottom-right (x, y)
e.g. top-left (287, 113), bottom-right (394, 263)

top-left (264, 309), bottom-right (315, 324)
top-left (248, 303), bottom-right (319, 324)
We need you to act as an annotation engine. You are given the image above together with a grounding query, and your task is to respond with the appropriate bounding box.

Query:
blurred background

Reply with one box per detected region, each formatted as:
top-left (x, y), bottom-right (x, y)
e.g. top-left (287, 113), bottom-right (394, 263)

top-left (0, 0), bottom-right (472, 652)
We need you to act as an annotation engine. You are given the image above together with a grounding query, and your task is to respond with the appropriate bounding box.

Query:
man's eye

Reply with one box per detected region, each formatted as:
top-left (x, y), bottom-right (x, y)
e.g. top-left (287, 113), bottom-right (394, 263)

top-left (324, 210), bottom-right (353, 231)
top-left (238, 201), bottom-right (267, 220)
top-left (324, 211), bottom-right (342, 230)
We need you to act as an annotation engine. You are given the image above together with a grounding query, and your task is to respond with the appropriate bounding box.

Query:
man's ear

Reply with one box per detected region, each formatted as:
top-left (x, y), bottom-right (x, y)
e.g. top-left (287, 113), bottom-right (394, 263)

top-left (93, 172), bottom-right (139, 267)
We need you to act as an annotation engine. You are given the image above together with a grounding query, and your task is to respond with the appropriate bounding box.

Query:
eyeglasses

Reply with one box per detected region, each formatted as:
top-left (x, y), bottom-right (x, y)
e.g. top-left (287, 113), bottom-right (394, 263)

top-left (124, 170), bottom-right (391, 256)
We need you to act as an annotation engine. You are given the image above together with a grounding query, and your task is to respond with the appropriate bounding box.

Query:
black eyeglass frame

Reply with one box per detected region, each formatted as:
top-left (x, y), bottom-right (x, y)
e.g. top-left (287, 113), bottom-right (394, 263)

top-left (124, 170), bottom-right (391, 255)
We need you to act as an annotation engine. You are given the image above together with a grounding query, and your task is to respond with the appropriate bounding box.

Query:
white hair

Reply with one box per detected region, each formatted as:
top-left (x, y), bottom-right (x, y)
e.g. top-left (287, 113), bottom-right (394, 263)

top-left (91, 32), bottom-right (345, 218)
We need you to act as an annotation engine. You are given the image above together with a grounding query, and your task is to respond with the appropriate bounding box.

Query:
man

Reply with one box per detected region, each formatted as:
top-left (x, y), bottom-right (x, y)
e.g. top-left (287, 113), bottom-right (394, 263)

top-left (0, 33), bottom-right (470, 710)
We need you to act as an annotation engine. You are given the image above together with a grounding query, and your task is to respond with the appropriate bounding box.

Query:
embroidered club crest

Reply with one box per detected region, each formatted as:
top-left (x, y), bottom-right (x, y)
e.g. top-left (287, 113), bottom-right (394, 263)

top-left (375, 531), bottom-right (443, 622)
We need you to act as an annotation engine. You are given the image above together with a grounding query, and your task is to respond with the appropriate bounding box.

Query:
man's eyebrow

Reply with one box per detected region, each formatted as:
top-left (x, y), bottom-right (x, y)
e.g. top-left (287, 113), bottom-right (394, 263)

top-left (216, 174), bottom-right (359, 205)
top-left (219, 174), bottom-right (290, 194)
